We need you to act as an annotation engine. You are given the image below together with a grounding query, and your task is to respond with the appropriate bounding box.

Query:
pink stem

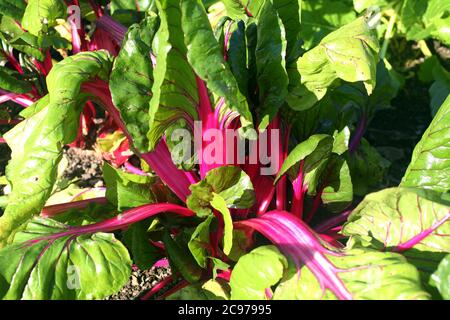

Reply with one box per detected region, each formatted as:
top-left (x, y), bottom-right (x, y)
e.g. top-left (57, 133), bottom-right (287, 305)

top-left (349, 114), bottom-right (367, 154)
top-left (0, 90), bottom-right (34, 107)
top-left (41, 197), bottom-right (108, 217)
top-left (124, 161), bottom-right (147, 176)
top-left (96, 15), bottom-right (127, 45)
top-left (304, 187), bottom-right (324, 223)
top-left (291, 160), bottom-right (306, 219)
top-left (0, 119), bottom-right (21, 125)
top-left (156, 279), bottom-right (189, 300)
top-left (140, 275), bottom-right (174, 300)
top-left (29, 203), bottom-right (194, 245)
top-left (393, 211), bottom-right (450, 252)
top-left (142, 141), bottom-right (197, 203)
top-left (314, 210), bottom-right (352, 233)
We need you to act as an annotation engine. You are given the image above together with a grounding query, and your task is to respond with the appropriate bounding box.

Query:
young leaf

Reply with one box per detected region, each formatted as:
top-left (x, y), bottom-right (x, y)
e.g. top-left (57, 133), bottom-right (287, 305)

top-left (401, 95), bottom-right (450, 193)
top-left (342, 187), bottom-right (450, 253)
top-left (230, 245), bottom-right (288, 300)
top-left (0, 217), bottom-right (131, 299)
top-left (110, 15), bottom-right (160, 151)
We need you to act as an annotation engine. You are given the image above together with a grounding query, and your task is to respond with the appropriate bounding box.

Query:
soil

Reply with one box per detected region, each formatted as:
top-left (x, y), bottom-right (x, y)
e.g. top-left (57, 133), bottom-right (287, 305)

top-left (62, 147), bottom-right (104, 188)
top-left (106, 266), bottom-right (172, 300)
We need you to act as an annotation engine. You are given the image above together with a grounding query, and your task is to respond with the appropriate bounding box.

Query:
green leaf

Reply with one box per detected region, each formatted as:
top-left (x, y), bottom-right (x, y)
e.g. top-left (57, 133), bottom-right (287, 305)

top-left (430, 254), bottom-right (450, 300)
top-left (255, 0), bottom-right (289, 129)
top-left (0, 51), bottom-right (113, 247)
top-left (274, 248), bottom-right (429, 300)
top-left (346, 138), bottom-right (390, 196)
top-left (0, 0), bottom-right (26, 20)
top-left (188, 215), bottom-right (214, 267)
top-left (210, 193), bottom-right (233, 255)
top-left (227, 21), bottom-right (249, 97)
top-left (163, 230), bottom-right (203, 283)
top-left (103, 163), bottom-right (156, 211)
top-left (21, 0), bottom-right (67, 36)
top-left (123, 221), bottom-right (162, 270)
top-left (272, 0), bottom-right (302, 62)
top-left (401, 95), bottom-right (450, 193)
top-left (275, 134), bottom-right (333, 183)
top-left (0, 68), bottom-right (32, 93)
top-left (230, 245), bottom-right (288, 300)
top-left (321, 156), bottom-right (353, 212)
top-left (429, 66), bottom-right (450, 117)
top-left (187, 166), bottom-right (255, 216)
top-left (147, 0), bottom-right (199, 151)
top-left (180, 0), bottom-right (254, 134)
top-left (110, 15), bottom-right (160, 151)
top-left (0, 217), bottom-right (131, 299)
top-left (221, 0), bottom-right (264, 21)
top-left (342, 187), bottom-right (450, 253)
top-left (296, 16), bottom-right (379, 103)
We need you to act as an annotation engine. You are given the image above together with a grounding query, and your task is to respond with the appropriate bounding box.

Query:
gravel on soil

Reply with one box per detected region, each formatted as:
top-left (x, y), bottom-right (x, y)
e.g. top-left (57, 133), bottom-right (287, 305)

top-left (106, 266), bottom-right (172, 300)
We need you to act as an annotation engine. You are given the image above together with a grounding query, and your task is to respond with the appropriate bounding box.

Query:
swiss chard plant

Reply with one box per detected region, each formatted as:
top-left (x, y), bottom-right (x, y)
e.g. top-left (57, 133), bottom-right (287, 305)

top-left (0, 0), bottom-right (448, 300)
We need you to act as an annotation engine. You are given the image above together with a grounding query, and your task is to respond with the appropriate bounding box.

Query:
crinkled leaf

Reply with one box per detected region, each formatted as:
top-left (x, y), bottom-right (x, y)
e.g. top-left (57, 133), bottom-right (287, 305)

top-left (230, 245), bottom-right (288, 300)
top-left (0, 217), bottom-right (131, 299)
top-left (343, 187), bottom-right (450, 253)
top-left (110, 15), bottom-right (160, 151)
top-left (0, 51), bottom-right (113, 247)
top-left (401, 95), bottom-right (450, 193)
